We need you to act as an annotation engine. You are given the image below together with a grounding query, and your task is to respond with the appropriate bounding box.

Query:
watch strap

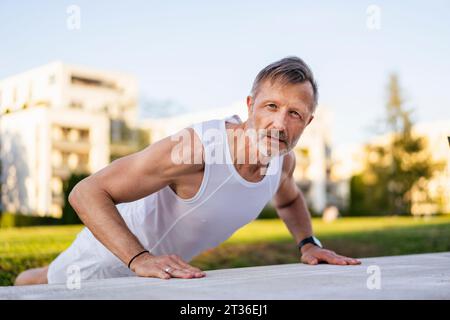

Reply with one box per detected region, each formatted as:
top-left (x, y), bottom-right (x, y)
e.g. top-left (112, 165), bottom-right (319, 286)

top-left (298, 236), bottom-right (321, 250)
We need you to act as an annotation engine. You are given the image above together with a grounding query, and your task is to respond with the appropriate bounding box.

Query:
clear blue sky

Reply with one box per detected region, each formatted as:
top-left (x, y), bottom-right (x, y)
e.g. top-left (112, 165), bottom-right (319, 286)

top-left (1, 0), bottom-right (449, 145)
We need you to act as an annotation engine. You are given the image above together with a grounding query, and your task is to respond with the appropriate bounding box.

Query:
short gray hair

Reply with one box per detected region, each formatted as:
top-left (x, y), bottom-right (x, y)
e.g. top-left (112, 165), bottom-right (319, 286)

top-left (250, 56), bottom-right (319, 111)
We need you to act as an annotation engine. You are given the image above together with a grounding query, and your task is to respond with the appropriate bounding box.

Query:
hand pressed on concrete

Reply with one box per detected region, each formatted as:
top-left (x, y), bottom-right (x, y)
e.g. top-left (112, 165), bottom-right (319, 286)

top-left (300, 243), bottom-right (362, 265)
top-left (130, 252), bottom-right (206, 279)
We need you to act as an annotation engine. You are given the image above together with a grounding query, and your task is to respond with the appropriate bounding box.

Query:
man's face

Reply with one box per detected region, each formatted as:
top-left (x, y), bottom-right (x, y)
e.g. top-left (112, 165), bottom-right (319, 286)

top-left (246, 79), bottom-right (315, 157)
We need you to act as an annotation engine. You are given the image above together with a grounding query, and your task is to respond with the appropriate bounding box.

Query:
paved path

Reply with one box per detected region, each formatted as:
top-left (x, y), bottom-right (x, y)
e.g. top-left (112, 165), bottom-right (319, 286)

top-left (1, 252), bottom-right (449, 299)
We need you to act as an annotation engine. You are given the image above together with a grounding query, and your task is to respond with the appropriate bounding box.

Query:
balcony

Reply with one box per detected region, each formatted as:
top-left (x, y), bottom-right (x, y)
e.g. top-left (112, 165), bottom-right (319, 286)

top-left (52, 140), bottom-right (90, 154)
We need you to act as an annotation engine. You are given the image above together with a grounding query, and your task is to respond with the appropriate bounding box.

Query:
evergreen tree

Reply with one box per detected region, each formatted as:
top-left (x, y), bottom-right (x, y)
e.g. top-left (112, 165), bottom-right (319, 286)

top-left (350, 74), bottom-right (444, 215)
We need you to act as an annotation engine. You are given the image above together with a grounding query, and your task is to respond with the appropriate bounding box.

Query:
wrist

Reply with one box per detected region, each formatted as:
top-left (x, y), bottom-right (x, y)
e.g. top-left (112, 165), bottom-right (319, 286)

top-left (298, 235), bottom-right (322, 254)
top-left (300, 243), bottom-right (316, 255)
top-left (128, 250), bottom-right (153, 271)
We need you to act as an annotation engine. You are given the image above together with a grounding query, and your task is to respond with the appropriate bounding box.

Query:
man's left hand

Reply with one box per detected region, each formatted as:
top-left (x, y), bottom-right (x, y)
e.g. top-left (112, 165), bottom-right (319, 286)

top-left (300, 243), bottom-right (361, 265)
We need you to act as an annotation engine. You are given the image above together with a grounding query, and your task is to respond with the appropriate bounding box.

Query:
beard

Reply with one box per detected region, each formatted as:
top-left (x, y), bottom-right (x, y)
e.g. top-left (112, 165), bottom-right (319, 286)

top-left (256, 130), bottom-right (288, 158)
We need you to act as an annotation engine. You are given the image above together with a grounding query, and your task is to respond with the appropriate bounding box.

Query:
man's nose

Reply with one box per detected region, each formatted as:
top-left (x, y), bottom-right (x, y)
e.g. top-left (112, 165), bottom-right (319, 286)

top-left (271, 111), bottom-right (288, 133)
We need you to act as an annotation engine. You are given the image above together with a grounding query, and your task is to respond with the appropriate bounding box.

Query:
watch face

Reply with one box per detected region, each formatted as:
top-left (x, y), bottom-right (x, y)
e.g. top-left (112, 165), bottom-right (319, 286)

top-left (312, 236), bottom-right (323, 248)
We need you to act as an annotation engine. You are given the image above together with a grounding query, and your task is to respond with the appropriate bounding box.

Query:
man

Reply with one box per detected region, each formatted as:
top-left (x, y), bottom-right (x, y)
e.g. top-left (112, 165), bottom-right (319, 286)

top-left (15, 56), bottom-right (360, 286)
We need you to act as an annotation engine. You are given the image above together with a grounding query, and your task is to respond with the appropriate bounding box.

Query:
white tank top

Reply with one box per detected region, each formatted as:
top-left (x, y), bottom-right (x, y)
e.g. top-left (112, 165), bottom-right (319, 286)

top-left (81, 114), bottom-right (285, 272)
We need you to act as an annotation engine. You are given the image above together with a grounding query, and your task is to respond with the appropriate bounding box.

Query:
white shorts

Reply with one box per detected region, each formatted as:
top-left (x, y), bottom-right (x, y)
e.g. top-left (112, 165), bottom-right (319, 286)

top-left (47, 227), bottom-right (135, 284)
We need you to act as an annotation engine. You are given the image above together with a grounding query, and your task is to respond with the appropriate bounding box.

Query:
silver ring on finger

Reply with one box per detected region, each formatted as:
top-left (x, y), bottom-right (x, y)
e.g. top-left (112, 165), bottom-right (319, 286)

top-left (164, 266), bottom-right (173, 274)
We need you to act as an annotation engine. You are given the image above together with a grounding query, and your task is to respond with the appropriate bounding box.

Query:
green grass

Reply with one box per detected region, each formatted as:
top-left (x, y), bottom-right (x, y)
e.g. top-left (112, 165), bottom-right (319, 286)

top-left (192, 215), bottom-right (450, 270)
top-left (0, 225), bottom-right (82, 286)
top-left (1, 216), bottom-right (450, 286)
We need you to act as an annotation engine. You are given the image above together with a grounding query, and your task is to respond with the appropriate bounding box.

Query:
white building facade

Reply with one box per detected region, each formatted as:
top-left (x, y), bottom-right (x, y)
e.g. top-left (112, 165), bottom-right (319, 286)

top-left (0, 62), bottom-right (138, 217)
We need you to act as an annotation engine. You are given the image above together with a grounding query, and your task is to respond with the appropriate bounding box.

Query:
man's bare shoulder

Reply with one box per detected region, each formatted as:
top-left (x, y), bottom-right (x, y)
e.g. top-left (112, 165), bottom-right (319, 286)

top-left (99, 125), bottom-right (205, 181)
top-left (148, 126), bottom-right (205, 177)
top-left (80, 126), bottom-right (205, 204)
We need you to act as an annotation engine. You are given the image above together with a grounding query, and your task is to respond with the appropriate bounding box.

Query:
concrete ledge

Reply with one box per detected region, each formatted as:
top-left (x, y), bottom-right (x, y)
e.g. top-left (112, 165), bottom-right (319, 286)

top-left (1, 252), bottom-right (449, 300)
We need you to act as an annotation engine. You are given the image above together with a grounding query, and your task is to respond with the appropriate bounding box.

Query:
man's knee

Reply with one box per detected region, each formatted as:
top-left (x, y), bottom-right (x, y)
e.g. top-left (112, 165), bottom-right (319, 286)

top-left (14, 266), bottom-right (49, 286)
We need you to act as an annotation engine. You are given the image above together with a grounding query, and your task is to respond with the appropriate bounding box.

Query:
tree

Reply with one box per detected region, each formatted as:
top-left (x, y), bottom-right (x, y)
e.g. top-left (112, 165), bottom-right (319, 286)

top-left (61, 172), bottom-right (89, 225)
top-left (350, 74), bottom-right (445, 215)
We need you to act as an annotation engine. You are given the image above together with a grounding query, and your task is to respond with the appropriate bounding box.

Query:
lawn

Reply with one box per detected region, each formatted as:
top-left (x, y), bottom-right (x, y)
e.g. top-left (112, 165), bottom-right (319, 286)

top-left (1, 215), bottom-right (450, 286)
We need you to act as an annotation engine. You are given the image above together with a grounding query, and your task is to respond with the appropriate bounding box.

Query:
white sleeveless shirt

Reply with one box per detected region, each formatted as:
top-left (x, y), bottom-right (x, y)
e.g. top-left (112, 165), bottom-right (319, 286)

top-left (47, 114), bottom-right (285, 283)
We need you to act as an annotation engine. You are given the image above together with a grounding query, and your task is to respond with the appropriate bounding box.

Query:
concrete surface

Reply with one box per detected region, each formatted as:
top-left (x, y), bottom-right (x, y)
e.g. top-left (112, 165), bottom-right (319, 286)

top-left (1, 252), bottom-right (449, 300)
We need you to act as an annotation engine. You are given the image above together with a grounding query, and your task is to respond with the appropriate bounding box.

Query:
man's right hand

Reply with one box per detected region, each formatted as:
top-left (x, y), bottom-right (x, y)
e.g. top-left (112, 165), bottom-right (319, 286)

top-left (130, 252), bottom-right (206, 280)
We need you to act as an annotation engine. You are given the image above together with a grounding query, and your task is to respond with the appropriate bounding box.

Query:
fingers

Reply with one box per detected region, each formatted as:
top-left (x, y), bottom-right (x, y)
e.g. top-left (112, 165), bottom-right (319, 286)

top-left (169, 255), bottom-right (205, 277)
top-left (133, 254), bottom-right (206, 279)
top-left (164, 262), bottom-right (200, 279)
top-left (328, 252), bottom-right (361, 265)
top-left (340, 256), bottom-right (361, 265)
top-left (139, 265), bottom-right (171, 280)
top-left (299, 247), bottom-right (362, 266)
top-left (163, 266), bottom-right (199, 279)
top-left (143, 263), bottom-right (196, 280)
top-left (327, 253), bottom-right (348, 265)
top-left (320, 251), bottom-right (347, 265)
top-left (317, 251), bottom-right (361, 265)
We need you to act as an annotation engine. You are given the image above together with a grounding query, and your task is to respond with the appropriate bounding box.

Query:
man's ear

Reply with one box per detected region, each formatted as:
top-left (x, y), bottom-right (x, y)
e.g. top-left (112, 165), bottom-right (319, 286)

top-left (246, 95), bottom-right (254, 115)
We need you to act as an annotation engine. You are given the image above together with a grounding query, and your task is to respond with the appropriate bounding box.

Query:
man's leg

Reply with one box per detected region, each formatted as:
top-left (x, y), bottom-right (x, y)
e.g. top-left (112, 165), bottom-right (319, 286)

top-left (14, 266), bottom-right (49, 286)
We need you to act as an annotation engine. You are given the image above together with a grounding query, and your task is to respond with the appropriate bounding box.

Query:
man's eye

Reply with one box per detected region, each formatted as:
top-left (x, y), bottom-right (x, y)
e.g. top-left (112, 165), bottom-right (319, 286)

top-left (290, 111), bottom-right (304, 120)
top-left (267, 104), bottom-right (277, 109)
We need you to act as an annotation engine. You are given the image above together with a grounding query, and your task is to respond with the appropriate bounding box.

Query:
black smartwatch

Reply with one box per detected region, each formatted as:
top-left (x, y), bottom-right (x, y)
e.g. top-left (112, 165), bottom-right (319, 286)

top-left (298, 236), bottom-right (323, 251)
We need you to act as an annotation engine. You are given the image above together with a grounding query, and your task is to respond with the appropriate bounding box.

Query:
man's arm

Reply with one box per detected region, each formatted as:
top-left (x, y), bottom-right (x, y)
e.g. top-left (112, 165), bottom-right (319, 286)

top-left (272, 151), bottom-right (313, 246)
top-left (69, 127), bottom-right (206, 279)
top-left (272, 151), bottom-right (361, 265)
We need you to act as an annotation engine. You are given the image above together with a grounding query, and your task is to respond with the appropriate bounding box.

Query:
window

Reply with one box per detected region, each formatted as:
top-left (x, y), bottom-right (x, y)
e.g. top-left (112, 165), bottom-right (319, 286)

top-left (68, 153), bottom-right (79, 169)
top-left (48, 74), bottom-right (56, 85)
top-left (51, 150), bottom-right (63, 167)
top-left (70, 101), bottom-right (83, 109)
top-left (79, 129), bottom-right (90, 142)
top-left (52, 126), bottom-right (62, 140)
top-left (79, 154), bottom-right (89, 169)
top-left (71, 75), bottom-right (116, 90)
top-left (51, 176), bottom-right (63, 194)
top-left (61, 127), bottom-right (71, 140)
top-left (68, 129), bottom-right (80, 142)
top-left (61, 151), bottom-right (70, 167)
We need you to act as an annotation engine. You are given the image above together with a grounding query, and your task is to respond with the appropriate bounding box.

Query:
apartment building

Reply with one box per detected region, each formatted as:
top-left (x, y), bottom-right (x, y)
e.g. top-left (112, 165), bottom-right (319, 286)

top-left (0, 62), bottom-right (138, 217)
